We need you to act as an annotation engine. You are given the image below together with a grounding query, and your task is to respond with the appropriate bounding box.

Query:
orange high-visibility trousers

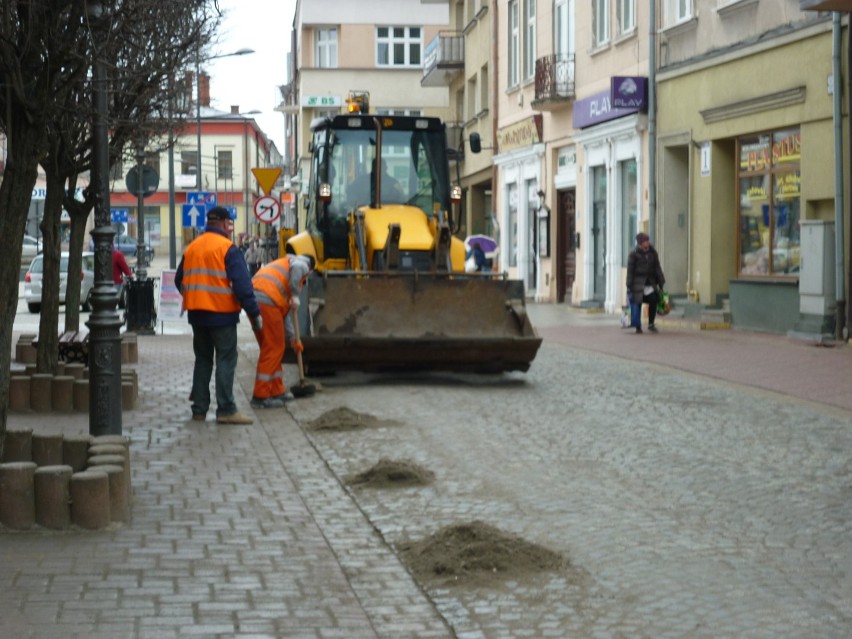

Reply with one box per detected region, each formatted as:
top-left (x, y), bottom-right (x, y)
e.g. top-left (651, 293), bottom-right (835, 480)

top-left (253, 302), bottom-right (288, 399)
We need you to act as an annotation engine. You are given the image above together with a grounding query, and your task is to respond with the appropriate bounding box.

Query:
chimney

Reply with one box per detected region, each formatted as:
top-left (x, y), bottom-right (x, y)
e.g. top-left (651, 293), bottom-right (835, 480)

top-left (199, 72), bottom-right (211, 108)
top-left (230, 105), bottom-right (240, 114)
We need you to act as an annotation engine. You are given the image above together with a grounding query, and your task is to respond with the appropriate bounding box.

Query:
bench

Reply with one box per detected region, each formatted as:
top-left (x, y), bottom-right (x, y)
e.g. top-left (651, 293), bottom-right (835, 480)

top-left (60, 330), bottom-right (89, 364)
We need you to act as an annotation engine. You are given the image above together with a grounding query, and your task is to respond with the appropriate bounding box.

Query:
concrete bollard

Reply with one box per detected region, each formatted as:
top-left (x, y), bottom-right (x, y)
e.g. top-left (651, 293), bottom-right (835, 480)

top-left (62, 435), bottom-right (93, 472)
top-left (9, 376), bottom-right (31, 412)
top-left (121, 381), bottom-right (136, 410)
top-left (18, 343), bottom-right (37, 365)
top-left (2, 428), bottom-right (33, 463)
top-left (65, 363), bottom-right (86, 380)
top-left (0, 462), bottom-right (37, 529)
top-left (96, 464), bottom-right (129, 523)
top-left (29, 374), bottom-right (53, 413)
top-left (124, 333), bottom-right (138, 363)
top-left (120, 340), bottom-right (130, 364)
top-left (25, 364), bottom-right (37, 376)
top-left (32, 433), bottom-right (64, 467)
top-left (70, 470), bottom-right (110, 529)
top-left (52, 375), bottom-right (75, 412)
top-left (15, 335), bottom-right (35, 364)
top-left (72, 379), bottom-right (89, 412)
top-left (34, 465), bottom-right (73, 530)
top-left (88, 447), bottom-right (131, 506)
top-left (55, 361), bottom-right (66, 376)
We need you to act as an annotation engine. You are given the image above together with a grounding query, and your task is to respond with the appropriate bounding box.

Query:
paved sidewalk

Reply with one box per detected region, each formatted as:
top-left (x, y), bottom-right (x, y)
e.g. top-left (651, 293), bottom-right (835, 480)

top-left (528, 304), bottom-right (852, 414)
top-left (2, 300), bottom-right (850, 638)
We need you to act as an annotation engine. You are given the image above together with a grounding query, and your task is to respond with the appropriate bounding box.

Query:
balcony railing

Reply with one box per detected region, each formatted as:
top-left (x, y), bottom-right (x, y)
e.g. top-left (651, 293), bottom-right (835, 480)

top-left (422, 31), bottom-right (464, 87)
top-left (533, 54), bottom-right (575, 109)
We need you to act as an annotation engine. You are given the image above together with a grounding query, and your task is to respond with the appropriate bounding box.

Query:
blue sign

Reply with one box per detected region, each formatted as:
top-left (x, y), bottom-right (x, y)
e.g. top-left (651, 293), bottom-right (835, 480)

top-left (111, 208), bottom-right (129, 223)
top-left (182, 203), bottom-right (206, 228)
top-left (187, 191), bottom-right (217, 211)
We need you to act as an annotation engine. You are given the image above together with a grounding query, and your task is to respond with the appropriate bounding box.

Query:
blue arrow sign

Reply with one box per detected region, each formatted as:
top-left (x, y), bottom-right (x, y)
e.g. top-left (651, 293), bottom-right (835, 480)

top-left (227, 207), bottom-right (237, 220)
top-left (182, 203), bottom-right (205, 228)
top-left (110, 208), bottom-right (129, 223)
top-left (187, 191), bottom-right (217, 211)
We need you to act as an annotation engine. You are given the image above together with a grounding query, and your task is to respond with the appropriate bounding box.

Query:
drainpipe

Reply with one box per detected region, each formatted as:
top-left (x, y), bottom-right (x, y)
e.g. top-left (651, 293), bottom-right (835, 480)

top-left (833, 13), bottom-right (847, 340)
top-left (492, 0), bottom-right (500, 262)
top-left (648, 0), bottom-right (657, 242)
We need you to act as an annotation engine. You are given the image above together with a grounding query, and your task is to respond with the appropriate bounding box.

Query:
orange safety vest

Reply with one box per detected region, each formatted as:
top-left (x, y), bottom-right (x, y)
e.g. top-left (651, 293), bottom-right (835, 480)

top-left (181, 233), bottom-right (241, 313)
top-left (252, 258), bottom-right (292, 310)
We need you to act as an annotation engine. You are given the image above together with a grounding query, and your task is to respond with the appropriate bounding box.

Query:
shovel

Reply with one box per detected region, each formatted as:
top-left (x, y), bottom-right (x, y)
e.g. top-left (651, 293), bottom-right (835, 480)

top-left (290, 307), bottom-right (316, 398)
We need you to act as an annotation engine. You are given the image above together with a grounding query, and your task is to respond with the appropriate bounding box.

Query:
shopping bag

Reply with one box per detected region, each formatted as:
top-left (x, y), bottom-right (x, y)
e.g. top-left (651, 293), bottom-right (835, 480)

top-left (657, 291), bottom-right (671, 316)
top-left (620, 307), bottom-right (632, 328)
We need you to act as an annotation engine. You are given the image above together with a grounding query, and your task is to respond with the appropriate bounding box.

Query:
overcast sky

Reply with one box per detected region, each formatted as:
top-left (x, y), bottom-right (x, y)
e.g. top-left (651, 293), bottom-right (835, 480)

top-left (204, 0), bottom-right (297, 152)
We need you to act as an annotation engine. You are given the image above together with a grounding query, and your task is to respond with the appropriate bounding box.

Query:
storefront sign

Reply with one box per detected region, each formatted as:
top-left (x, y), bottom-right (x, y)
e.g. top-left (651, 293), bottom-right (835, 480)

top-left (496, 115), bottom-right (543, 154)
top-left (611, 76), bottom-right (648, 110)
top-left (301, 95), bottom-right (342, 108)
top-left (573, 89), bottom-right (640, 129)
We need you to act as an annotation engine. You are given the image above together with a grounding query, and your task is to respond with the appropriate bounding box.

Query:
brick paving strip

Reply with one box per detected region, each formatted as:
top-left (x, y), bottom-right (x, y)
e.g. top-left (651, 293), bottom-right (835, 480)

top-left (1, 333), bottom-right (450, 639)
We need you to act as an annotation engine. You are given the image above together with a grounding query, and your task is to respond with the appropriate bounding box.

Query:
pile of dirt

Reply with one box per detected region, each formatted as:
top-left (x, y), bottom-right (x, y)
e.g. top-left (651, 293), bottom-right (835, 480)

top-left (305, 407), bottom-right (398, 431)
top-left (347, 458), bottom-right (435, 489)
top-left (397, 520), bottom-right (566, 587)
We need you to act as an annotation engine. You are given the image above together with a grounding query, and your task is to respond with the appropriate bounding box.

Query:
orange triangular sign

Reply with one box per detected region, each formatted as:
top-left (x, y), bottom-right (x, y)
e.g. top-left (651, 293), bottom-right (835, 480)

top-left (251, 167), bottom-right (282, 195)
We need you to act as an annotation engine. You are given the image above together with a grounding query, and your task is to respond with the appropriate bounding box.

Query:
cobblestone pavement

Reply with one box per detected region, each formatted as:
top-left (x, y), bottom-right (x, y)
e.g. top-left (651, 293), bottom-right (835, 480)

top-left (2, 300), bottom-right (851, 638)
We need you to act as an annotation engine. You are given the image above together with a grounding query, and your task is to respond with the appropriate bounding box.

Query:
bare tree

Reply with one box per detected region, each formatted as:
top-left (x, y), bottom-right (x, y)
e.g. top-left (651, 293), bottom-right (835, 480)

top-left (0, 0), bottom-right (221, 456)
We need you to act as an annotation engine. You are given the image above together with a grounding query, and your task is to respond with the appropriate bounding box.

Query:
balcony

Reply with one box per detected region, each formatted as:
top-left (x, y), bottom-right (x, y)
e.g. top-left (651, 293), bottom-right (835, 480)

top-left (421, 31), bottom-right (464, 87)
top-left (531, 54), bottom-right (575, 112)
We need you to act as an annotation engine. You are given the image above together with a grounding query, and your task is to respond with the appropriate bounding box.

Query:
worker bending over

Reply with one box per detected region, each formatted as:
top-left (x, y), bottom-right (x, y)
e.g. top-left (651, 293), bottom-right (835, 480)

top-left (250, 254), bottom-right (315, 408)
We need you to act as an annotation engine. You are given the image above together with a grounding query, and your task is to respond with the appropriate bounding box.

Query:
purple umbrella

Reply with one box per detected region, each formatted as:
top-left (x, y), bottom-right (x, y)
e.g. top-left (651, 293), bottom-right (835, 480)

top-left (464, 234), bottom-right (498, 255)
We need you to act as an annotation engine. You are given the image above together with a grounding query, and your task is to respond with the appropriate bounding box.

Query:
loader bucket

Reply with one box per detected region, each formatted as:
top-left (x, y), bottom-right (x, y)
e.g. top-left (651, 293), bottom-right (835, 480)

top-left (299, 273), bottom-right (542, 374)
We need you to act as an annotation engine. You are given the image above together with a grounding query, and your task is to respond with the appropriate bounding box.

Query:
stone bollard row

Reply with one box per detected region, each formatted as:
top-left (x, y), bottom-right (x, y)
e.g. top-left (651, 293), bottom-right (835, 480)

top-left (6, 371), bottom-right (138, 412)
top-left (0, 432), bottom-right (131, 530)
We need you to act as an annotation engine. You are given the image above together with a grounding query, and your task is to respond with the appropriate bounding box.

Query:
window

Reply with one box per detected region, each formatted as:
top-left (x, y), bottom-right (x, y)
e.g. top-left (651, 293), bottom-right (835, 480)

top-left (180, 150), bottom-right (197, 176)
top-left (523, 0), bottom-right (536, 81)
top-left (145, 152), bottom-right (160, 174)
top-left (315, 28), bottom-right (338, 68)
top-left (218, 149), bottom-right (233, 180)
top-left (377, 26), bottom-right (421, 67)
top-left (508, 0), bottom-right (519, 87)
top-left (479, 63), bottom-right (489, 115)
top-left (507, 182), bottom-right (518, 267)
top-left (663, 0), bottom-right (693, 26)
top-left (737, 128), bottom-right (801, 277)
top-left (593, 0), bottom-right (609, 47)
top-left (467, 75), bottom-right (477, 121)
top-left (109, 159), bottom-right (124, 181)
top-left (555, 0), bottom-right (575, 58)
top-left (620, 159), bottom-right (638, 265)
top-left (617, 0), bottom-right (635, 35)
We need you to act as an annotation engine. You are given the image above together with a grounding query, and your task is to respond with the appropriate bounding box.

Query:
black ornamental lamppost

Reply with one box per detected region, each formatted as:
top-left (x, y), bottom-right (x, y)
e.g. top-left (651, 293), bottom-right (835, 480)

top-left (85, 0), bottom-right (123, 435)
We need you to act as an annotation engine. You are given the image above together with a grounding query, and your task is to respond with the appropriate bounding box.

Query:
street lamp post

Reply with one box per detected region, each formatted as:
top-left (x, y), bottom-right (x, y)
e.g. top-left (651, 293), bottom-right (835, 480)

top-left (85, 0), bottom-right (122, 435)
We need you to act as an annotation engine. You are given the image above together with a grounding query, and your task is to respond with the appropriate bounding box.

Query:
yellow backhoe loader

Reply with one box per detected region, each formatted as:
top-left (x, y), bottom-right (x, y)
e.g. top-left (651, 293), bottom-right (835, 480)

top-left (283, 93), bottom-right (541, 373)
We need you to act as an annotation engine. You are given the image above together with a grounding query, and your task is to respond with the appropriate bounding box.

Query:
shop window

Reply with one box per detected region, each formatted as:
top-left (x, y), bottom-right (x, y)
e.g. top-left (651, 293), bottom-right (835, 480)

top-left (737, 128), bottom-right (800, 277)
top-left (507, 182), bottom-right (518, 267)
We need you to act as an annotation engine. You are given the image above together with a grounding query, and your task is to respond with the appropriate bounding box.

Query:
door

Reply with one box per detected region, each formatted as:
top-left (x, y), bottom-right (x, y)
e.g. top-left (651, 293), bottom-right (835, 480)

top-left (556, 189), bottom-right (576, 303)
top-left (591, 165), bottom-right (607, 302)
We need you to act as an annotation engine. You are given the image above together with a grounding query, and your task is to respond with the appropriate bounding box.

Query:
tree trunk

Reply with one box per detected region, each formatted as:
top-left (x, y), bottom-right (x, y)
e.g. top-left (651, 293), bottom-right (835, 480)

top-left (35, 168), bottom-right (66, 374)
top-left (0, 123), bottom-right (45, 460)
top-left (64, 198), bottom-right (93, 333)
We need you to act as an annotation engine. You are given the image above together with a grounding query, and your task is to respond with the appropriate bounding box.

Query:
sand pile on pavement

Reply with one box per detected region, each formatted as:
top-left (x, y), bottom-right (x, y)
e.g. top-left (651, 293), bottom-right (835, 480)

top-left (347, 458), bottom-right (435, 488)
top-left (398, 520), bottom-right (566, 587)
top-left (305, 406), bottom-right (399, 431)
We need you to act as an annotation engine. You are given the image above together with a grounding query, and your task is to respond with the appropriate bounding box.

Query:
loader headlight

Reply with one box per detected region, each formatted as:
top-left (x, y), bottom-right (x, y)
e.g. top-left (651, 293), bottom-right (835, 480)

top-left (319, 182), bottom-right (332, 202)
top-left (450, 185), bottom-right (462, 204)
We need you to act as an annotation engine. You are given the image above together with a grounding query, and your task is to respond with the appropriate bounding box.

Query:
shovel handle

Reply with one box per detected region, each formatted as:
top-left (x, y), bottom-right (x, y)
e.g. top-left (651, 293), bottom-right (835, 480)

top-left (291, 306), bottom-right (306, 384)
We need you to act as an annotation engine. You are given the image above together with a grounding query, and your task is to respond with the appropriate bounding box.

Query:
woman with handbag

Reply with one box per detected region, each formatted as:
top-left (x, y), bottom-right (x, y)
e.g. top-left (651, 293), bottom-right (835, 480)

top-left (626, 232), bottom-right (666, 334)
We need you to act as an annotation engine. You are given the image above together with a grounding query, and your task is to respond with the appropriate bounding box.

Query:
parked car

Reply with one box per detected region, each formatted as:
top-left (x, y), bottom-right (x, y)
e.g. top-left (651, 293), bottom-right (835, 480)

top-left (24, 252), bottom-right (95, 314)
top-left (21, 235), bottom-right (42, 263)
top-left (114, 234), bottom-right (154, 266)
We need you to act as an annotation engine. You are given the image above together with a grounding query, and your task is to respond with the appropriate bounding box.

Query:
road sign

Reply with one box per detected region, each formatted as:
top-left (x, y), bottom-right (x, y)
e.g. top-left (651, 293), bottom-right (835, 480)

top-left (182, 203), bottom-right (206, 228)
top-left (254, 196), bottom-right (281, 224)
top-left (187, 191), bottom-right (217, 211)
top-left (251, 168), bottom-right (282, 195)
top-left (111, 208), bottom-right (129, 223)
top-left (125, 165), bottom-right (159, 198)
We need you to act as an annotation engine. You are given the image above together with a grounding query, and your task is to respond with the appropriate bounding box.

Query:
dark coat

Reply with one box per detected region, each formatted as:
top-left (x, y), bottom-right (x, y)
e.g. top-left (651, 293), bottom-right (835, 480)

top-left (626, 243), bottom-right (665, 305)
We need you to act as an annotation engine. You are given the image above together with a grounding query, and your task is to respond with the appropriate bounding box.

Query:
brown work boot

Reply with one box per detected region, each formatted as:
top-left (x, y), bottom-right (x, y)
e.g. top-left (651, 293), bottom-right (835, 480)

top-left (216, 412), bottom-right (253, 425)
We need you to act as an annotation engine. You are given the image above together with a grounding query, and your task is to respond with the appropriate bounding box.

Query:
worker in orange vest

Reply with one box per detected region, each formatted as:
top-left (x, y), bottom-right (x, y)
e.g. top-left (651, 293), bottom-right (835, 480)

top-left (175, 206), bottom-right (263, 424)
top-left (250, 254), bottom-right (315, 408)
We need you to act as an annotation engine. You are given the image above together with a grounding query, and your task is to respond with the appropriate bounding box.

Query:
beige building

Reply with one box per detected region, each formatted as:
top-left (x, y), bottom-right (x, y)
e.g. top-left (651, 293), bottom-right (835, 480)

top-left (287, 0), bottom-right (451, 202)
top-left (656, 2), bottom-right (845, 335)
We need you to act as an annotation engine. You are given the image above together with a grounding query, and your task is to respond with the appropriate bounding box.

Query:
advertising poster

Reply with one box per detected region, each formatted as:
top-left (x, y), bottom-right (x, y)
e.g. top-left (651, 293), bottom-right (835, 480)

top-left (158, 269), bottom-right (183, 321)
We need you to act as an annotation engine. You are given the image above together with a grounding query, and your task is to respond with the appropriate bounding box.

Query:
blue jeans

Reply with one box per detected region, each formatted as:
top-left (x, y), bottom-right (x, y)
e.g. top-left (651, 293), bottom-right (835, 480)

top-left (191, 324), bottom-right (238, 417)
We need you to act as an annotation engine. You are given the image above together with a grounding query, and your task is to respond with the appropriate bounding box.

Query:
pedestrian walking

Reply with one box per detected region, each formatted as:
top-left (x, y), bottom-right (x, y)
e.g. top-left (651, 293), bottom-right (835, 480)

top-left (175, 206), bottom-right (264, 424)
top-left (626, 232), bottom-right (666, 334)
top-left (250, 254), bottom-right (314, 408)
top-left (245, 240), bottom-right (261, 276)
